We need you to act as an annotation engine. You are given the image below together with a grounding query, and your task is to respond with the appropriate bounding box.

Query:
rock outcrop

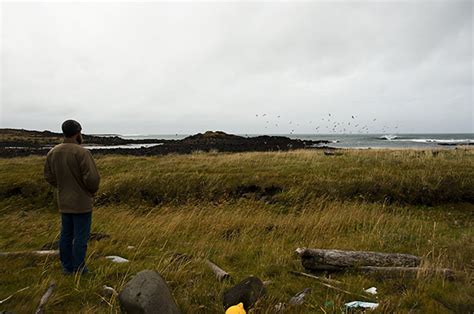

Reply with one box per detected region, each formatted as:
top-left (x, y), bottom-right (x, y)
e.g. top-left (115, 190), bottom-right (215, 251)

top-left (0, 129), bottom-right (332, 157)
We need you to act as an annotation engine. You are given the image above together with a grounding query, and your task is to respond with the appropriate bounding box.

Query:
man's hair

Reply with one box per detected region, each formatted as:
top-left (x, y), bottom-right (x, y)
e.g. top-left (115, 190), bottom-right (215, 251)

top-left (61, 120), bottom-right (82, 137)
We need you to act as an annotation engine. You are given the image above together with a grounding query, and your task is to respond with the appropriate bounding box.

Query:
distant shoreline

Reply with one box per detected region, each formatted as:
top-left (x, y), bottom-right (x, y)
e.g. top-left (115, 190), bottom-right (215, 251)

top-left (0, 128), bottom-right (472, 158)
top-left (0, 129), bottom-right (331, 158)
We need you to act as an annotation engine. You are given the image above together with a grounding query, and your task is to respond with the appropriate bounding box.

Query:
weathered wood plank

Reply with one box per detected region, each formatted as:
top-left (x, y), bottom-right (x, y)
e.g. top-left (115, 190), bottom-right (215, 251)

top-left (205, 259), bottom-right (230, 281)
top-left (35, 282), bottom-right (56, 314)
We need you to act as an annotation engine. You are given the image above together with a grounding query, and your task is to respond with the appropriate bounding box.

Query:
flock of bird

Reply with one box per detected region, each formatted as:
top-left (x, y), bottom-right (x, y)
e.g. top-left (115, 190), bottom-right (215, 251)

top-left (254, 113), bottom-right (399, 135)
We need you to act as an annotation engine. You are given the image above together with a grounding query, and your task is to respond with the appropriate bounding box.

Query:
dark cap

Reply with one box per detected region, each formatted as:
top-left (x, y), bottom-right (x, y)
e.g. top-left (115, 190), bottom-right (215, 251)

top-left (61, 120), bottom-right (82, 137)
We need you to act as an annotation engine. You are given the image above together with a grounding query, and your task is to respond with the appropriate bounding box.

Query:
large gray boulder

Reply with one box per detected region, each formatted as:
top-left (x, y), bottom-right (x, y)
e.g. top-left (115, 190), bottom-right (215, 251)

top-left (118, 270), bottom-right (181, 314)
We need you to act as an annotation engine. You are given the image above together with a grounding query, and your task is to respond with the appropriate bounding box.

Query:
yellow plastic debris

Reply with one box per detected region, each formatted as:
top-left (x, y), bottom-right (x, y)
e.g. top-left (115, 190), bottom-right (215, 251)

top-left (225, 302), bottom-right (246, 314)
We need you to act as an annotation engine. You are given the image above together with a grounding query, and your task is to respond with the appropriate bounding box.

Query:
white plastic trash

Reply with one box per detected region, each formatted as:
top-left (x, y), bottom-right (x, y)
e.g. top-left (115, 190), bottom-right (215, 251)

top-left (105, 255), bottom-right (129, 263)
top-left (345, 301), bottom-right (379, 310)
top-left (364, 287), bottom-right (378, 295)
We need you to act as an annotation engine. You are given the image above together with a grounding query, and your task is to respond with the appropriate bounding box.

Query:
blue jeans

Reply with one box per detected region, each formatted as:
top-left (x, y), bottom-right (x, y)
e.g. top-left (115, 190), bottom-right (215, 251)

top-left (59, 212), bottom-right (92, 273)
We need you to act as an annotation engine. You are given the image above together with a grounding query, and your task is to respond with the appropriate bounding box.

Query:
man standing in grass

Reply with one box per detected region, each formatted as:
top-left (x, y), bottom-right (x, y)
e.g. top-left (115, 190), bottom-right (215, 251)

top-left (44, 120), bottom-right (100, 275)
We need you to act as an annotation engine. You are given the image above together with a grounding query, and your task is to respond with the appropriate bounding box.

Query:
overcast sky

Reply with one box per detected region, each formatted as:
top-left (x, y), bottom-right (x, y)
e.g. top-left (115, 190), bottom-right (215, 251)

top-left (1, 1), bottom-right (472, 135)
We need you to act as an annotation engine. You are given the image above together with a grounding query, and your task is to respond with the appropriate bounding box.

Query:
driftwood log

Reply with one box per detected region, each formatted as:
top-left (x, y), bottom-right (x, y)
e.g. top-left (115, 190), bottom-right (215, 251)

top-left (296, 248), bottom-right (455, 280)
top-left (35, 282), bottom-right (56, 314)
top-left (296, 248), bottom-right (421, 270)
top-left (0, 250), bottom-right (59, 257)
top-left (205, 259), bottom-right (230, 281)
top-left (357, 266), bottom-right (456, 280)
top-left (0, 286), bottom-right (30, 304)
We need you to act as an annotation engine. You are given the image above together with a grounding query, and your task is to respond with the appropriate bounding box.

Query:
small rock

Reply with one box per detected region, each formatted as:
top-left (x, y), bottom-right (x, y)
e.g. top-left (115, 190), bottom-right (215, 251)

top-left (118, 270), bottom-right (181, 314)
top-left (223, 276), bottom-right (266, 311)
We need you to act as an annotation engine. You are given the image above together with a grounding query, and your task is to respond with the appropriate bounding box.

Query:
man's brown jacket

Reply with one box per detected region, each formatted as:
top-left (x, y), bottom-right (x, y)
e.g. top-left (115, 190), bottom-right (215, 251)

top-left (44, 138), bottom-right (100, 213)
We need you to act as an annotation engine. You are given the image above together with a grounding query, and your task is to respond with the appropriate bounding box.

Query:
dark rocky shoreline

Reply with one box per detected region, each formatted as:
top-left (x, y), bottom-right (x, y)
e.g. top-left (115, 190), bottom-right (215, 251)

top-left (0, 128), bottom-right (165, 148)
top-left (0, 129), bottom-right (332, 158)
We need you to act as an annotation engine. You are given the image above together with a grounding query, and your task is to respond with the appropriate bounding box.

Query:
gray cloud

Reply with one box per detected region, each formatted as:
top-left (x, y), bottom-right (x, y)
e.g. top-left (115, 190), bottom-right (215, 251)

top-left (1, 1), bottom-right (472, 134)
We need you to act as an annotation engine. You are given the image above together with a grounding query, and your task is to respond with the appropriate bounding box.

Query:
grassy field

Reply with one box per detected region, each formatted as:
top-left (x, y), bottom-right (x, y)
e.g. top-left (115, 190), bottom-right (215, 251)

top-left (0, 149), bottom-right (473, 313)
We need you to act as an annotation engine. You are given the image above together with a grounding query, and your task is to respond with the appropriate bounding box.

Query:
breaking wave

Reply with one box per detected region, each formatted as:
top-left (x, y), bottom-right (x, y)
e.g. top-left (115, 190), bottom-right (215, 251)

top-left (379, 134), bottom-right (399, 140)
top-left (398, 139), bottom-right (474, 145)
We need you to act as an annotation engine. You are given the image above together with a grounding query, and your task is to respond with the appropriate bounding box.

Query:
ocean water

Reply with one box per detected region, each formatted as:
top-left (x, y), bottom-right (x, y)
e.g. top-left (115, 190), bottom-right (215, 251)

top-left (119, 133), bottom-right (474, 149)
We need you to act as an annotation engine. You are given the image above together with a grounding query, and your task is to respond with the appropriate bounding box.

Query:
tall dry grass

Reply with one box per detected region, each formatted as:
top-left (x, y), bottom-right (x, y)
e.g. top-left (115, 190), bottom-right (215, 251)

top-left (1, 149), bottom-right (473, 210)
top-left (0, 149), bottom-right (473, 312)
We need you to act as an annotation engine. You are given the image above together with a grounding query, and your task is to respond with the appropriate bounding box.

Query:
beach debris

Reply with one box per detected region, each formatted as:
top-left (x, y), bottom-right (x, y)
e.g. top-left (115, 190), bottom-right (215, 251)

top-left (0, 250), bottom-right (58, 257)
top-left (225, 302), bottom-right (246, 314)
top-left (205, 259), bottom-right (230, 281)
top-left (289, 271), bottom-right (373, 301)
top-left (102, 285), bottom-right (118, 298)
top-left (290, 271), bottom-right (342, 285)
top-left (364, 287), bottom-right (378, 295)
top-left (345, 301), bottom-right (379, 310)
top-left (274, 287), bottom-right (312, 312)
top-left (127, 245), bottom-right (135, 250)
top-left (105, 255), bottom-right (129, 263)
top-left (289, 287), bottom-right (311, 305)
top-left (118, 270), bottom-right (181, 314)
top-left (223, 276), bottom-right (266, 312)
top-left (35, 281), bottom-right (56, 314)
top-left (0, 286), bottom-right (30, 304)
